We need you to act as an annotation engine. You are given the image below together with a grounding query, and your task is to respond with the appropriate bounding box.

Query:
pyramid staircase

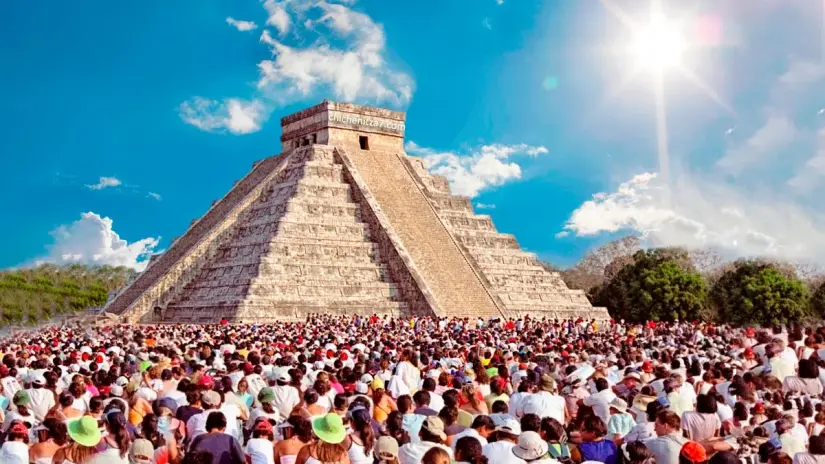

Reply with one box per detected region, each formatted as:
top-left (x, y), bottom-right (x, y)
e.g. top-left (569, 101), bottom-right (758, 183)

top-left (158, 145), bottom-right (407, 323)
top-left (402, 158), bottom-right (606, 320)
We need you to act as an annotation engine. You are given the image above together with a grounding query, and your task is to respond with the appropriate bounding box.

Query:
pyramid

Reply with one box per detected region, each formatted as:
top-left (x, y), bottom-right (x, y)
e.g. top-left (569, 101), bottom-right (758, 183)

top-left (105, 102), bottom-right (608, 323)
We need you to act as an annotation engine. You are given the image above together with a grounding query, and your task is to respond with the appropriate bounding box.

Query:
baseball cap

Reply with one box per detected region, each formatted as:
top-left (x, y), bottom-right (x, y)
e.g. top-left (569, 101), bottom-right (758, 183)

top-left (376, 436), bottom-right (399, 460)
top-left (422, 417), bottom-right (446, 440)
top-left (495, 418), bottom-right (522, 436)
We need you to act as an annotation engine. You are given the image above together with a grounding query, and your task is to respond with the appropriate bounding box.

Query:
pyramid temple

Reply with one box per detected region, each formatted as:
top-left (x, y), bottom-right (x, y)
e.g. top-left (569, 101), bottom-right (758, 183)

top-left (105, 102), bottom-right (608, 323)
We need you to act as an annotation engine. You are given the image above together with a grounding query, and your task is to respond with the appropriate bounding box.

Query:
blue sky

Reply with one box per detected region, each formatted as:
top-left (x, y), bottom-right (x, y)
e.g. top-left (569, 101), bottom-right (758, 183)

top-left (3, 0), bottom-right (825, 271)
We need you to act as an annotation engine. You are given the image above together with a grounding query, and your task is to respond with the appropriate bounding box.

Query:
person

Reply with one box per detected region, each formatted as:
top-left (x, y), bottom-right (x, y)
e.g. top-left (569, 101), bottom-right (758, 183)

top-left (375, 436), bottom-right (400, 464)
top-left (454, 436), bottom-right (489, 464)
top-left (397, 395), bottom-right (425, 440)
top-left (3, 390), bottom-right (35, 433)
top-left (272, 372), bottom-right (301, 420)
top-left (90, 410), bottom-right (131, 464)
top-left (512, 431), bottom-right (556, 463)
top-left (783, 359), bottom-right (823, 397)
top-left (248, 388), bottom-right (281, 432)
top-left (273, 415), bottom-right (313, 464)
top-left (421, 446), bottom-right (451, 464)
top-left (52, 416), bottom-right (102, 464)
top-left (624, 441), bottom-right (655, 464)
top-left (520, 375), bottom-right (566, 424)
top-left (189, 411), bottom-right (245, 464)
top-left (399, 416), bottom-right (453, 464)
top-left (142, 413), bottom-right (182, 464)
top-left (347, 407), bottom-right (375, 464)
top-left (776, 419), bottom-right (804, 458)
top-left (0, 422), bottom-right (29, 464)
top-left (584, 377), bottom-right (617, 426)
top-left (682, 394), bottom-right (721, 442)
top-left (385, 411), bottom-right (412, 447)
top-left (450, 415), bottom-right (494, 452)
top-left (459, 383), bottom-right (488, 417)
top-left (680, 441), bottom-right (709, 464)
top-left (26, 375), bottom-right (55, 423)
top-left (246, 418), bottom-right (276, 464)
top-left (482, 419), bottom-right (521, 464)
top-left (644, 410), bottom-right (688, 464)
top-left (793, 434), bottom-right (825, 464)
top-left (29, 418), bottom-right (67, 464)
top-left (607, 397), bottom-right (635, 440)
top-left (541, 417), bottom-right (572, 464)
top-left (572, 414), bottom-right (618, 464)
top-left (130, 438), bottom-right (157, 464)
top-left (295, 413), bottom-right (350, 464)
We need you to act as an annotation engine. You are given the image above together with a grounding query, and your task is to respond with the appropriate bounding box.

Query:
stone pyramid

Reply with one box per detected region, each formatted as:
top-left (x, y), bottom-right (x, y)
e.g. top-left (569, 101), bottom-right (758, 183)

top-left (105, 102), bottom-right (608, 323)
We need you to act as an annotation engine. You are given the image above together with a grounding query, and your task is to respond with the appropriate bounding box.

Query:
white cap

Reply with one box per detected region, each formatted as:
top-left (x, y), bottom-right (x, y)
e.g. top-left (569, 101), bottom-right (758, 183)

top-left (110, 385), bottom-right (124, 396)
top-left (355, 382), bottom-right (369, 394)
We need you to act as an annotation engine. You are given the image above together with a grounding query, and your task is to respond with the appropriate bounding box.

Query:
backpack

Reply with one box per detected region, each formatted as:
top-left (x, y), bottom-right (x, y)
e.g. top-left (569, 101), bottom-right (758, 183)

top-left (549, 443), bottom-right (574, 464)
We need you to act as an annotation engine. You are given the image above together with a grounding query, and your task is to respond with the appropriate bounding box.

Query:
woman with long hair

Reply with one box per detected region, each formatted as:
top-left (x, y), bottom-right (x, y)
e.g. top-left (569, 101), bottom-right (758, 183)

top-left (91, 410), bottom-right (131, 463)
top-left (372, 387), bottom-right (397, 425)
top-left (347, 408), bottom-right (375, 464)
top-left (454, 436), bottom-right (488, 464)
top-left (274, 415), bottom-right (313, 464)
top-left (295, 413), bottom-right (351, 464)
top-left (459, 384), bottom-right (488, 417)
top-left (236, 378), bottom-right (254, 410)
top-left (30, 418), bottom-right (68, 464)
top-left (52, 416), bottom-right (101, 464)
top-left (141, 413), bottom-right (181, 464)
top-left (384, 411), bottom-right (411, 447)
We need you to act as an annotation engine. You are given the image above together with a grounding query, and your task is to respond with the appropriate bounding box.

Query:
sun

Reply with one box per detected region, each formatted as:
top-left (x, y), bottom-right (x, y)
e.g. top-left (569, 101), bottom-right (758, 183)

top-left (631, 14), bottom-right (686, 70)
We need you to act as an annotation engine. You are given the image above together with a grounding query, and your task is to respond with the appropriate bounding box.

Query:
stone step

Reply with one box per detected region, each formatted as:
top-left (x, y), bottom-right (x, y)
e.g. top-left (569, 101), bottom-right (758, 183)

top-left (252, 199), bottom-right (360, 220)
top-left (165, 300), bottom-right (409, 323)
top-left (476, 262), bottom-right (548, 273)
top-left (465, 247), bottom-right (542, 265)
top-left (426, 194), bottom-right (473, 213)
top-left (243, 209), bottom-right (365, 230)
top-left (259, 179), bottom-right (352, 203)
top-left (280, 162), bottom-right (345, 183)
top-left (456, 233), bottom-right (519, 250)
top-left (276, 220), bottom-right (370, 241)
top-left (486, 272), bottom-right (561, 287)
top-left (503, 306), bottom-right (609, 320)
top-left (498, 291), bottom-right (588, 305)
top-left (191, 261), bottom-right (390, 287)
top-left (178, 282), bottom-right (399, 306)
top-left (441, 214), bottom-right (495, 232)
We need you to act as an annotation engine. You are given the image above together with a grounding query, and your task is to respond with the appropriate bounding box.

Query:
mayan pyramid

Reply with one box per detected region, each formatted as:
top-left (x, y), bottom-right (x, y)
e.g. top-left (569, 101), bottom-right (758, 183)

top-left (105, 102), bottom-right (608, 323)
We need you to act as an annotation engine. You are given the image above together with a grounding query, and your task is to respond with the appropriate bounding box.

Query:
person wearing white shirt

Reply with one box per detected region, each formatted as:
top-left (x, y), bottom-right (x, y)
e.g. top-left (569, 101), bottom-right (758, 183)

top-left (584, 378), bottom-right (617, 426)
top-left (271, 374), bottom-right (300, 420)
top-left (450, 416), bottom-right (493, 453)
top-left (519, 376), bottom-right (567, 424)
top-left (482, 420), bottom-right (522, 464)
top-left (25, 376), bottom-right (55, 423)
top-left (395, 351), bottom-right (420, 395)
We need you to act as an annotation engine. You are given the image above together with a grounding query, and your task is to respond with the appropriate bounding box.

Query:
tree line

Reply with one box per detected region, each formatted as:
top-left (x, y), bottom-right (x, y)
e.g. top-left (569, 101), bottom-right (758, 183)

top-left (0, 264), bottom-right (135, 326)
top-left (548, 236), bottom-right (825, 326)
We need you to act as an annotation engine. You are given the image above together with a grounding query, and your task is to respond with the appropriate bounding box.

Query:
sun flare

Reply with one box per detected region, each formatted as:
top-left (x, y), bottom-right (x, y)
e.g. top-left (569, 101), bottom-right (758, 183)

top-left (631, 14), bottom-right (686, 69)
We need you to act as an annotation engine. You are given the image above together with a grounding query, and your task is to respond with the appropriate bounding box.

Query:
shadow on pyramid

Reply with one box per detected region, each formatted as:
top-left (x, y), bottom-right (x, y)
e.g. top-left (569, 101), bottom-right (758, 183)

top-left (105, 102), bottom-right (608, 323)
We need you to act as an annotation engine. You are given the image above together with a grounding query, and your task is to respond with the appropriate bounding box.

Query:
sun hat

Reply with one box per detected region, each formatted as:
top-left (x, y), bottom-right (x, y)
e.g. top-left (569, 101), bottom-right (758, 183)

top-left (312, 413), bottom-right (347, 444)
top-left (513, 431), bottom-right (549, 460)
top-left (422, 416), bottom-right (447, 440)
top-left (130, 438), bottom-right (155, 464)
top-left (9, 422), bottom-right (28, 435)
top-left (495, 418), bottom-right (522, 436)
top-left (376, 436), bottom-right (400, 460)
top-left (258, 387), bottom-right (276, 404)
top-left (622, 372), bottom-right (642, 383)
top-left (539, 375), bottom-right (556, 392)
top-left (68, 416), bottom-right (102, 447)
top-left (13, 390), bottom-right (30, 406)
top-left (609, 397), bottom-right (629, 414)
top-left (201, 390), bottom-right (221, 407)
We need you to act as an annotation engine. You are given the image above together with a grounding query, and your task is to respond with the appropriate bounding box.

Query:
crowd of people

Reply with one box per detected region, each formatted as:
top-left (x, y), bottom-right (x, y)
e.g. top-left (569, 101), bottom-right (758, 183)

top-left (0, 314), bottom-right (823, 464)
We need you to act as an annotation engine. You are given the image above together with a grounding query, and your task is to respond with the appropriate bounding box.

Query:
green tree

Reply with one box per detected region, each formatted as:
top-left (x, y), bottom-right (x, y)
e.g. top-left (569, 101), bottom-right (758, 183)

top-left (711, 260), bottom-right (810, 326)
top-left (813, 279), bottom-right (825, 317)
top-left (594, 248), bottom-right (707, 322)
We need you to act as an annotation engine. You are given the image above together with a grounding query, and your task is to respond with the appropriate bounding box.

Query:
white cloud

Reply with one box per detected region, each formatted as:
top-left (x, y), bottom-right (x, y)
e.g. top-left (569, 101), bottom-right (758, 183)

top-left (256, 1), bottom-right (413, 106)
top-left (779, 60), bottom-right (825, 86)
top-left (715, 115), bottom-right (799, 174)
top-left (482, 18), bottom-right (492, 30)
top-left (263, 0), bottom-right (291, 35)
top-left (788, 128), bottom-right (825, 193)
top-left (495, 0), bottom-right (504, 4)
top-left (178, 97), bottom-right (268, 135)
top-left (475, 203), bottom-right (496, 210)
top-left (226, 17), bottom-right (258, 32)
top-left (561, 170), bottom-right (825, 264)
top-left (406, 141), bottom-right (548, 198)
top-left (86, 176), bottom-right (122, 190)
top-left (147, 192), bottom-right (162, 201)
top-left (35, 212), bottom-right (160, 272)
